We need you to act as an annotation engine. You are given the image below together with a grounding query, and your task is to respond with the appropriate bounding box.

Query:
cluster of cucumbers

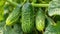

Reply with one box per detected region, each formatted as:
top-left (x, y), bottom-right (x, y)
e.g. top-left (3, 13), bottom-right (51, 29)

top-left (0, 0), bottom-right (60, 34)
top-left (5, 1), bottom-right (45, 34)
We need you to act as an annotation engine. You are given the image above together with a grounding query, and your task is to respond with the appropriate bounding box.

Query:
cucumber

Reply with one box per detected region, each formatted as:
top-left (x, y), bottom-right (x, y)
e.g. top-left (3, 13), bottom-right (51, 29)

top-left (36, 9), bottom-right (45, 31)
top-left (6, 5), bottom-right (21, 26)
top-left (22, 2), bottom-right (34, 33)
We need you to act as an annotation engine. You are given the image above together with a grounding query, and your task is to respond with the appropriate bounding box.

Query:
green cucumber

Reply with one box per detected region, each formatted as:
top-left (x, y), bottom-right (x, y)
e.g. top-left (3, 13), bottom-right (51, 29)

top-left (36, 9), bottom-right (45, 31)
top-left (6, 5), bottom-right (21, 26)
top-left (22, 2), bottom-right (34, 33)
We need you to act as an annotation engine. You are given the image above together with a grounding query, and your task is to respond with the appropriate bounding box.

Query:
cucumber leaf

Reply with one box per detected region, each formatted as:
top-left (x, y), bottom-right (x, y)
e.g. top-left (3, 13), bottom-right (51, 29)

top-left (48, 0), bottom-right (60, 16)
top-left (0, 0), bottom-right (6, 21)
top-left (44, 19), bottom-right (60, 34)
top-left (4, 24), bottom-right (23, 34)
top-left (0, 8), bottom-right (4, 21)
top-left (0, 0), bottom-right (6, 7)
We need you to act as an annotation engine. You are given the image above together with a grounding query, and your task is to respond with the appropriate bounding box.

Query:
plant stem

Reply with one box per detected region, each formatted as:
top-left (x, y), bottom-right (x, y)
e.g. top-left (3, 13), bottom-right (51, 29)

top-left (31, 3), bottom-right (49, 7)
top-left (7, 0), bottom-right (49, 7)
top-left (7, 0), bottom-right (19, 6)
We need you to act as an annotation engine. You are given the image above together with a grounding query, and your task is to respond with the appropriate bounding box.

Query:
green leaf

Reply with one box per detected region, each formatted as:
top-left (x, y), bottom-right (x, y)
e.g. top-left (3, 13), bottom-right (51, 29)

top-left (44, 0), bottom-right (51, 3)
top-left (13, 24), bottom-right (23, 34)
top-left (48, 0), bottom-right (60, 16)
top-left (0, 8), bottom-right (4, 21)
top-left (44, 18), bottom-right (60, 34)
top-left (4, 24), bottom-right (23, 34)
top-left (4, 26), bottom-right (12, 34)
top-left (0, 21), bottom-right (6, 34)
top-left (4, 3), bottom-right (14, 14)
top-left (0, 21), bottom-right (5, 27)
top-left (0, 27), bottom-right (4, 34)
top-left (45, 15), bottom-right (56, 26)
top-left (0, 0), bottom-right (6, 7)
top-left (12, 0), bottom-right (24, 4)
top-left (0, 0), bottom-right (6, 21)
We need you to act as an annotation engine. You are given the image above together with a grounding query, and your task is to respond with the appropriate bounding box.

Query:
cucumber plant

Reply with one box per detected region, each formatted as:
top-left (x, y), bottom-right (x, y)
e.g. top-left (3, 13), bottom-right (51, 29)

top-left (0, 0), bottom-right (60, 34)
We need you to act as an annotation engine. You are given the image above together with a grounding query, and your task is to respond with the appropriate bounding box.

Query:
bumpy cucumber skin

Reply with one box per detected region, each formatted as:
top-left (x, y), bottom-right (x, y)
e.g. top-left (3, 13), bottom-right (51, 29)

top-left (6, 6), bottom-right (21, 26)
top-left (36, 9), bottom-right (45, 31)
top-left (22, 2), bottom-right (34, 33)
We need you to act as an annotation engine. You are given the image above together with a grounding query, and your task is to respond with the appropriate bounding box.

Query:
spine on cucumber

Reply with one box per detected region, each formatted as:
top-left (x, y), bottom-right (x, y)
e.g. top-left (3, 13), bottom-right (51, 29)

top-left (6, 5), bottom-right (21, 26)
top-left (22, 2), bottom-right (34, 33)
top-left (36, 9), bottom-right (45, 31)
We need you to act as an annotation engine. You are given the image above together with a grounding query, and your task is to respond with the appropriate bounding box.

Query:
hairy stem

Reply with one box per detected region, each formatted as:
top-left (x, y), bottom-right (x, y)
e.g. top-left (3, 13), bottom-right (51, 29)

top-left (7, 0), bottom-right (49, 7)
top-left (32, 3), bottom-right (49, 7)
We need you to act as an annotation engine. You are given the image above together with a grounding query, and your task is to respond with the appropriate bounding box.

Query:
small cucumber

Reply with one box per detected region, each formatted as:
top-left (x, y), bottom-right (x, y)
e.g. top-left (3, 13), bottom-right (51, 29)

top-left (36, 9), bottom-right (45, 31)
top-left (6, 5), bottom-right (21, 26)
